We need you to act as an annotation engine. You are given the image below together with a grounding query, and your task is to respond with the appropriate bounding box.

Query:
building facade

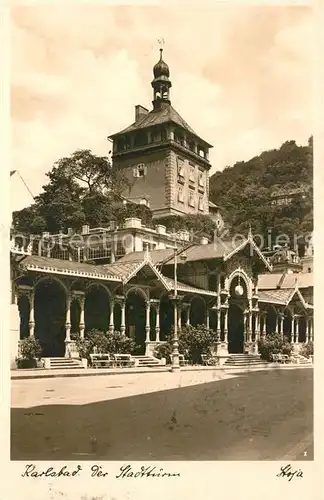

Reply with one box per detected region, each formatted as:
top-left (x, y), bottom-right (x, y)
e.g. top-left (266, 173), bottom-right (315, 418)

top-left (10, 231), bottom-right (313, 367)
top-left (109, 49), bottom-right (212, 219)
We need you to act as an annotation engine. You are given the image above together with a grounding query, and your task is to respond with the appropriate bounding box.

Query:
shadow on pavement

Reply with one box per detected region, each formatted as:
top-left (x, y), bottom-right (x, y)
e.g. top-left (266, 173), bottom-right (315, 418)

top-left (11, 369), bottom-right (313, 461)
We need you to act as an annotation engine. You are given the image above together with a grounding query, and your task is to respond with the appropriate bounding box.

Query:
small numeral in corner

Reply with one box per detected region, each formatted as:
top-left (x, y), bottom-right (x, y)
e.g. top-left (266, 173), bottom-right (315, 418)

top-left (304, 451), bottom-right (307, 456)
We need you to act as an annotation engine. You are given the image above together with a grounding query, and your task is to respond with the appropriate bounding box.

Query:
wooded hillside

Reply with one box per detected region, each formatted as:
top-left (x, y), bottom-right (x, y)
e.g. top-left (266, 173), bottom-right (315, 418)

top-left (209, 138), bottom-right (313, 245)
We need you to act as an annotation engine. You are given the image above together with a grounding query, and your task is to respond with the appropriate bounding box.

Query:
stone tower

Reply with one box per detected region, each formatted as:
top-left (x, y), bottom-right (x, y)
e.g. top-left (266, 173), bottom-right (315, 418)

top-left (109, 48), bottom-right (213, 218)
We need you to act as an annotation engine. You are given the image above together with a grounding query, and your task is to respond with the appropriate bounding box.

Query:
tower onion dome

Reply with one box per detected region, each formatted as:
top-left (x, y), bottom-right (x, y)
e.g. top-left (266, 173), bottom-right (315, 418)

top-left (153, 48), bottom-right (170, 79)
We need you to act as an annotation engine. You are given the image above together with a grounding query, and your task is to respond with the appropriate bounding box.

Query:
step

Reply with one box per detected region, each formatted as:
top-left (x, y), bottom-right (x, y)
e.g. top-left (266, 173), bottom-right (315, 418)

top-left (133, 355), bottom-right (162, 367)
top-left (44, 357), bottom-right (83, 370)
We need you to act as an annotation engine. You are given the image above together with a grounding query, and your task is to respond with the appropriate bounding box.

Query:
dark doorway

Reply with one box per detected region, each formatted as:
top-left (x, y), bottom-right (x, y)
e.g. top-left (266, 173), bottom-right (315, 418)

top-left (283, 313), bottom-right (292, 340)
top-left (85, 286), bottom-right (110, 333)
top-left (18, 294), bottom-right (30, 340)
top-left (190, 297), bottom-right (206, 326)
top-left (266, 307), bottom-right (277, 335)
top-left (228, 304), bottom-right (244, 354)
top-left (299, 316), bottom-right (307, 343)
top-left (34, 280), bottom-right (67, 357)
top-left (70, 299), bottom-right (81, 335)
top-left (126, 291), bottom-right (146, 354)
top-left (159, 294), bottom-right (173, 341)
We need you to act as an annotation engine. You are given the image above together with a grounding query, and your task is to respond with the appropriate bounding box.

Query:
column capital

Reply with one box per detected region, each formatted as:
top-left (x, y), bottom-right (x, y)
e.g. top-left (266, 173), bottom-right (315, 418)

top-left (17, 284), bottom-right (33, 299)
top-left (149, 299), bottom-right (160, 310)
top-left (169, 294), bottom-right (183, 305)
top-left (115, 295), bottom-right (126, 306)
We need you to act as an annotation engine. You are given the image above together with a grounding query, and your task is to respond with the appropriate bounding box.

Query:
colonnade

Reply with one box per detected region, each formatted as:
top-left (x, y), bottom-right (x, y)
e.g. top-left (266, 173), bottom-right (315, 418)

top-left (16, 281), bottom-right (314, 358)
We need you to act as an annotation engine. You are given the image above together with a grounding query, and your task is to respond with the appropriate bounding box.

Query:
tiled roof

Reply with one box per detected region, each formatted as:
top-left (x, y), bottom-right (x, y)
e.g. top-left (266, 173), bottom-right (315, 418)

top-left (165, 240), bottom-right (241, 264)
top-left (281, 273), bottom-right (313, 289)
top-left (258, 289), bottom-right (294, 305)
top-left (162, 275), bottom-right (217, 297)
top-left (103, 260), bottom-right (144, 279)
top-left (109, 105), bottom-right (210, 144)
top-left (24, 255), bottom-right (121, 281)
top-left (117, 248), bottom-right (175, 265)
top-left (258, 272), bottom-right (313, 290)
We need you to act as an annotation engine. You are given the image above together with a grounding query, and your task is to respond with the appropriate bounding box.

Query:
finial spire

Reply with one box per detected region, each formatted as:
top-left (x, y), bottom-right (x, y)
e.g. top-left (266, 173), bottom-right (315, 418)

top-left (248, 224), bottom-right (252, 239)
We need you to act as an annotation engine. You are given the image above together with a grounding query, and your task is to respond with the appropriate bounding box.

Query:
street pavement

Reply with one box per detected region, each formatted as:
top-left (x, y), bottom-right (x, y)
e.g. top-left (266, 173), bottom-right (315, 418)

top-left (11, 367), bottom-right (313, 461)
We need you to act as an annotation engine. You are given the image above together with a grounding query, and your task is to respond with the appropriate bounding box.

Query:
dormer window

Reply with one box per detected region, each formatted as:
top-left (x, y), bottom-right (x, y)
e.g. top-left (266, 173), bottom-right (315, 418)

top-left (133, 164), bottom-right (147, 178)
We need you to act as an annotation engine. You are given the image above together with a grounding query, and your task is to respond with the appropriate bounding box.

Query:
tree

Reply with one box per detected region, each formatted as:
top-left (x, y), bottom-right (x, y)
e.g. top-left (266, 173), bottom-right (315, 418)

top-left (12, 149), bottom-right (133, 234)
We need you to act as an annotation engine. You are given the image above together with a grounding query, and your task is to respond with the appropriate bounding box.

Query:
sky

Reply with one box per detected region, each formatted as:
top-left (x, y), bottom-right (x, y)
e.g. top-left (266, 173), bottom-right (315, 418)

top-left (10, 3), bottom-right (312, 212)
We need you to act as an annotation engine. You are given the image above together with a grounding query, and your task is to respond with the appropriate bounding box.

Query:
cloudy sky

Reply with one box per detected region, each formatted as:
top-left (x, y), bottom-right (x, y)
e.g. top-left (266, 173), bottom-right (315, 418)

top-left (10, 3), bottom-right (312, 212)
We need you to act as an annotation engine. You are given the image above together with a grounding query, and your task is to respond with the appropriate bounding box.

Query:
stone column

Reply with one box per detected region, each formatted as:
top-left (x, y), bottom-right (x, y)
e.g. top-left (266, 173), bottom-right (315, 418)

top-left (185, 304), bottom-right (190, 326)
top-left (278, 313), bottom-right (284, 339)
top-left (275, 313), bottom-right (279, 334)
top-left (79, 295), bottom-right (85, 339)
top-left (309, 317), bottom-right (313, 342)
top-left (260, 312), bottom-right (266, 339)
top-left (177, 303), bottom-right (182, 330)
top-left (295, 315), bottom-right (300, 344)
top-left (145, 300), bottom-right (150, 342)
top-left (65, 292), bottom-right (72, 357)
top-left (255, 310), bottom-right (260, 343)
top-left (120, 298), bottom-right (126, 335)
top-left (155, 304), bottom-right (160, 342)
top-left (216, 308), bottom-right (221, 338)
top-left (305, 317), bottom-right (309, 343)
top-left (243, 310), bottom-right (248, 343)
top-left (29, 289), bottom-right (35, 337)
top-left (109, 299), bottom-right (115, 333)
top-left (291, 316), bottom-right (296, 344)
top-left (248, 310), bottom-right (252, 343)
top-left (206, 308), bottom-right (210, 330)
top-left (223, 307), bottom-right (228, 343)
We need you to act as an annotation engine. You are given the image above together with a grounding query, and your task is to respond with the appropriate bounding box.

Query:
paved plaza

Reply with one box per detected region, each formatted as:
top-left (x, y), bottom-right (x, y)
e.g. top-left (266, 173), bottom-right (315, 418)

top-left (11, 368), bottom-right (313, 461)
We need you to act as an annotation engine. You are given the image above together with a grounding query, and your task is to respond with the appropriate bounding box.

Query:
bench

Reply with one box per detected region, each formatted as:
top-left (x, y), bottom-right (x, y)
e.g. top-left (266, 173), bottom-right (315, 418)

top-left (271, 353), bottom-right (289, 364)
top-left (90, 353), bottom-right (115, 369)
top-left (168, 354), bottom-right (189, 366)
top-left (201, 354), bottom-right (220, 366)
top-left (112, 354), bottom-right (136, 368)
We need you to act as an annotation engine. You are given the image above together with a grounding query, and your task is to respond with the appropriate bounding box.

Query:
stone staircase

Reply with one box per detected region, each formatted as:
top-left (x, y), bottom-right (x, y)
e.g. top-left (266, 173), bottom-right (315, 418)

top-left (44, 357), bottom-right (84, 370)
top-left (224, 353), bottom-right (267, 368)
top-left (133, 355), bottom-right (164, 368)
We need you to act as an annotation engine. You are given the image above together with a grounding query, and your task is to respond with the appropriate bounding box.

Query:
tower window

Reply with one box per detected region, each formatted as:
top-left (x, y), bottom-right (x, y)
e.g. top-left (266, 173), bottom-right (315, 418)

top-left (177, 157), bottom-right (185, 178)
top-left (133, 164), bottom-right (147, 178)
top-left (134, 132), bottom-right (147, 147)
top-left (189, 164), bottom-right (195, 183)
top-left (198, 170), bottom-right (204, 187)
top-left (187, 141), bottom-right (195, 152)
top-left (198, 195), bottom-right (204, 211)
top-left (189, 189), bottom-right (195, 207)
top-left (178, 186), bottom-right (184, 203)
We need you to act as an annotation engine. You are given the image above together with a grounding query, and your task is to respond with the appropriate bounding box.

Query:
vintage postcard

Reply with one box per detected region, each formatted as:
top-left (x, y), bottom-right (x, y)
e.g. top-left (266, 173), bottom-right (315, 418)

top-left (1, 0), bottom-right (320, 499)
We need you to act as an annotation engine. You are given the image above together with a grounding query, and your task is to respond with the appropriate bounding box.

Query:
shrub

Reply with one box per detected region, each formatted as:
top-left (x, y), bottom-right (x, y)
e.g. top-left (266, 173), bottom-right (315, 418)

top-left (154, 342), bottom-right (172, 361)
top-left (160, 325), bottom-right (216, 364)
top-left (105, 331), bottom-right (136, 354)
top-left (299, 341), bottom-right (313, 358)
top-left (74, 329), bottom-right (137, 363)
top-left (19, 337), bottom-right (42, 360)
top-left (258, 332), bottom-right (292, 361)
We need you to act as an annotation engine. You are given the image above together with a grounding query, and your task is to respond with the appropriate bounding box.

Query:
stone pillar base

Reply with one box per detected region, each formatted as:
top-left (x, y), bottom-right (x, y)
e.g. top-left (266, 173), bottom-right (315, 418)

top-left (215, 341), bottom-right (229, 365)
top-left (64, 340), bottom-right (73, 358)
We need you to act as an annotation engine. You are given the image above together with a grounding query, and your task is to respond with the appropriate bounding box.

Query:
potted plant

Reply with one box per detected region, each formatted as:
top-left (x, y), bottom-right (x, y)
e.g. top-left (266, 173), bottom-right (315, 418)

top-left (16, 337), bottom-right (42, 369)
